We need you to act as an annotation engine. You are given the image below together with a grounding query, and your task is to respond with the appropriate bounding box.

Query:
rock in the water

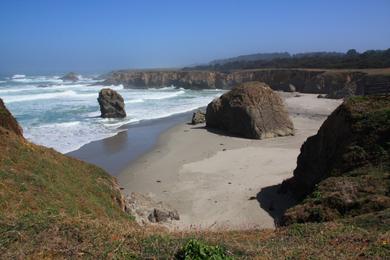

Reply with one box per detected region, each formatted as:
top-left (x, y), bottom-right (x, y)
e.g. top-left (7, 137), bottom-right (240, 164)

top-left (0, 98), bottom-right (23, 137)
top-left (97, 88), bottom-right (126, 118)
top-left (317, 94), bottom-right (327, 98)
top-left (60, 72), bottom-right (79, 82)
top-left (125, 192), bottom-right (180, 225)
top-left (206, 81), bottom-right (294, 139)
top-left (191, 110), bottom-right (206, 125)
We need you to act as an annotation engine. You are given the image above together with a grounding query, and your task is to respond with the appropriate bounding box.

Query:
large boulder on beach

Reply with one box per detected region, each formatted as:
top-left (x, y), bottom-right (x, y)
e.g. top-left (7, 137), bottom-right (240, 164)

top-left (60, 72), bottom-right (79, 82)
top-left (97, 88), bottom-right (126, 118)
top-left (206, 81), bottom-right (294, 139)
top-left (0, 98), bottom-right (23, 137)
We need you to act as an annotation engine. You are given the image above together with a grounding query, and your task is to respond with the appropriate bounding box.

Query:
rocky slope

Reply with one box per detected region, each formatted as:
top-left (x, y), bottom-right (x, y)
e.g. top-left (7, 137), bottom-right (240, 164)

top-left (102, 68), bottom-right (390, 97)
top-left (206, 82), bottom-right (294, 139)
top-left (0, 99), bottom-right (23, 136)
top-left (281, 96), bottom-right (390, 224)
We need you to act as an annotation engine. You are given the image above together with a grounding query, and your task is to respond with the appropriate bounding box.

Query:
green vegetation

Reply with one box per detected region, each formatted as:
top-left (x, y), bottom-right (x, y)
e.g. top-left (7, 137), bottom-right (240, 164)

top-left (190, 48), bottom-right (390, 71)
top-left (176, 239), bottom-right (233, 260)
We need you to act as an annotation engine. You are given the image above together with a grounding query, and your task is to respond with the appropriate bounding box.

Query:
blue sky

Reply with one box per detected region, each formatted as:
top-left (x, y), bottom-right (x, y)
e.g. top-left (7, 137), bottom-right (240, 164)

top-left (0, 0), bottom-right (389, 74)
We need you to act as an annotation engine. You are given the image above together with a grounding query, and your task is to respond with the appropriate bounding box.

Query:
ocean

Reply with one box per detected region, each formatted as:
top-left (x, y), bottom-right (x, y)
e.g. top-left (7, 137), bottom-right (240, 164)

top-left (0, 74), bottom-right (224, 153)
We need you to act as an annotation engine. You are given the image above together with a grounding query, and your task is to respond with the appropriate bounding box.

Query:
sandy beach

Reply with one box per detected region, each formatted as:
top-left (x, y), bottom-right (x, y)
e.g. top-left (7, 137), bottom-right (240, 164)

top-left (117, 93), bottom-right (342, 230)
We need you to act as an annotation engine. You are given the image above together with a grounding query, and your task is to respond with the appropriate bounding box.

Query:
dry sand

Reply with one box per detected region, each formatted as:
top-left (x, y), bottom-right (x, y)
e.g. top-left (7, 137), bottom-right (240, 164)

top-left (118, 93), bottom-right (342, 230)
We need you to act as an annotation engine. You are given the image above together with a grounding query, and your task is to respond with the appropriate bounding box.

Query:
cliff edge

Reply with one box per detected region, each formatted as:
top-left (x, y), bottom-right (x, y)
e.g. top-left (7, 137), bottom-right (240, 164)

top-left (281, 96), bottom-right (390, 224)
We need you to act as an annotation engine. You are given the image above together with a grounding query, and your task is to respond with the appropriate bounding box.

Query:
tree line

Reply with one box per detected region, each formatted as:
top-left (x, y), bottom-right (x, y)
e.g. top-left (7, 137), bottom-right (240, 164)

top-left (187, 49), bottom-right (390, 71)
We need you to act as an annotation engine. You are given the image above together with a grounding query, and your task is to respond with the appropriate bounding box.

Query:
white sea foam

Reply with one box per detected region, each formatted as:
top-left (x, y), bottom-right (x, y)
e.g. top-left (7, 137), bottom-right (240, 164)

top-left (12, 74), bottom-right (26, 79)
top-left (4, 90), bottom-right (97, 103)
top-left (4, 74), bottom-right (224, 154)
top-left (125, 99), bottom-right (144, 104)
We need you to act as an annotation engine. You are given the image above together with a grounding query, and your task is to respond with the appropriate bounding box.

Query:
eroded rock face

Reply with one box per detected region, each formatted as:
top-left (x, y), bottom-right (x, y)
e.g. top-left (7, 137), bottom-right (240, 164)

top-left (191, 110), bottom-right (206, 125)
top-left (125, 192), bottom-right (180, 225)
top-left (97, 88), bottom-right (126, 118)
top-left (60, 72), bottom-right (79, 82)
top-left (206, 82), bottom-right (294, 139)
top-left (0, 98), bottom-right (23, 137)
top-left (101, 69), bottom-right (390, 98)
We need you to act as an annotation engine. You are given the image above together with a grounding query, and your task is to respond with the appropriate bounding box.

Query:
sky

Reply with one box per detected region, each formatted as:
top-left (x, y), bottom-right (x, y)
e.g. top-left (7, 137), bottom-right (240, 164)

top-left (0, 0), bottom-right (389, 75)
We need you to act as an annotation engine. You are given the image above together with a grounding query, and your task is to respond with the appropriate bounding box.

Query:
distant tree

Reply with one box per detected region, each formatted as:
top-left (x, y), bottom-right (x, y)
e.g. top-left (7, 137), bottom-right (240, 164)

top-left (346, 49), bottom-right (359, 56)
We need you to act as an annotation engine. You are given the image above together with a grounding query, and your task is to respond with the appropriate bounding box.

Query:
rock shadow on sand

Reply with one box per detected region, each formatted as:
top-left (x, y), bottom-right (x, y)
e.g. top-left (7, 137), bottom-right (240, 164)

top-left (189, 125), bottom-right (245, 138)
top-left (256, 184), bottom-right (297, 226)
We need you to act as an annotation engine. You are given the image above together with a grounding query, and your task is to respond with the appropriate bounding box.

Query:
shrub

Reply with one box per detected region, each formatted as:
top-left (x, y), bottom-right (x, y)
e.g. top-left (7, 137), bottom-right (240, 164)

top-left (176, 239), bottom-right (233, 260)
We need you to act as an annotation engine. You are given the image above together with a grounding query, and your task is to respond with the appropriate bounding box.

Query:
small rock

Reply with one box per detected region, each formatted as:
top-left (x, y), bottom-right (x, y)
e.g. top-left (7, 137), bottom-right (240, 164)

top-left (191, 110), bottom-right (206, 125)
top-left (60, 72), bottom-right (79, 82)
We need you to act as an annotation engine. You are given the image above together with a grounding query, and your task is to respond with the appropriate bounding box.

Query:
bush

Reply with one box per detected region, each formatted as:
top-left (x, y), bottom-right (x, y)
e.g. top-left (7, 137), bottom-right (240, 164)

top-left (176, 239), bottom-right (233, 260)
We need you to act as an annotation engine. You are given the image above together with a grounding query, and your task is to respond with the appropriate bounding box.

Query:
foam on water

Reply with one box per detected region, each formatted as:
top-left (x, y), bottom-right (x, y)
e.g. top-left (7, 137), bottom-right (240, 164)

top-left (1, 74), bottom-right (225, 153)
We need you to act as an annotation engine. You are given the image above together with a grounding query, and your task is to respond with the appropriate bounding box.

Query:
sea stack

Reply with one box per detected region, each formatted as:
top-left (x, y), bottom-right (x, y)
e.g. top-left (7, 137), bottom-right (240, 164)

top-left (206, 81), bottom-right (294, 139)
top-left (60, 72), bottom-right (79, 82)
top-left (97, 88), bottom-right (126, 118)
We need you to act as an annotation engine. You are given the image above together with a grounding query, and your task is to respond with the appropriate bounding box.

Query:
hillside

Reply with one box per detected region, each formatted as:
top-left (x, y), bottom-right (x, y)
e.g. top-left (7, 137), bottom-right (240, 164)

top-left (191, 48), bottom-right (390, 71)
top-left (0, 98), bottom-right (389, 258)
top-left (282, 96), bottom-right (390, 224)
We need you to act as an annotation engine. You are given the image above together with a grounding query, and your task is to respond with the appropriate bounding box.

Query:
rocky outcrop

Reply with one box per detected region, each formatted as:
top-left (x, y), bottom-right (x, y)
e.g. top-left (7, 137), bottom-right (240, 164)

top-left (281, 96), bottom-right (390, 224)
top-left (206, 82), bottom-right (294, 139)
top-left (191, 110), bottom-right (206, 125)
top-left (97, 88), bottom-right (126, 118)
top-left (60, 72), bottom-right (79, 82)
top-left (102, 68), bottom-right (390, 98)
top-left (125, 192), bottom-right (180, 225)
top-left (0, 98), bottom-right (23, 137)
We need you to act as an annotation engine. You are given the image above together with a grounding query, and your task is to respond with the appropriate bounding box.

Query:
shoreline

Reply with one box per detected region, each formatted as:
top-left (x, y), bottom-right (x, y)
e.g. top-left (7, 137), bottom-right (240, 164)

top-left (67, 111), bottom-right (196, 175)
top-left (117, 93), bottom-right (343, 230)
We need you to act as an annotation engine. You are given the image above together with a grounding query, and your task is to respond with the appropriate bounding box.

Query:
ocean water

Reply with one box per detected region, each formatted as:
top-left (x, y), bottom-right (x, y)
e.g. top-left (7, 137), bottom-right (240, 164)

top-left (0, 74), bottom-right (224, 153)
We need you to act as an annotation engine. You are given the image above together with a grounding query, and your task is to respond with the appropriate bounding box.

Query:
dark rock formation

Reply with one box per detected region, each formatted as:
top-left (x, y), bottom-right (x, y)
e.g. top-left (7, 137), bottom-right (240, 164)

top-left (0, 98), bottom-right (23, 137)
top-left (281, 96), bottom-right (390, 224)
top-left (148, 208), bottom-right (180, 223)
top-left (125, 192), bottom-right (180, 225)
top-left (191, 110), bottom-right (206, 125)
top-left (102, 68), bottom-right (390, 98)
top-left (97, 88), bottom-right (126, 118)
top-left (60, 72), bottom-right (79, 82)
top-left (206, 82), bottom-right (294, 139)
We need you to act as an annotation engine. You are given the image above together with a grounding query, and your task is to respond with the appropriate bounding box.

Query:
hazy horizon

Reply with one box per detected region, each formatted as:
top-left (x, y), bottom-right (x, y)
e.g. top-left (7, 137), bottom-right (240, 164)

top-left (1, 0), bottom-right (389, 75)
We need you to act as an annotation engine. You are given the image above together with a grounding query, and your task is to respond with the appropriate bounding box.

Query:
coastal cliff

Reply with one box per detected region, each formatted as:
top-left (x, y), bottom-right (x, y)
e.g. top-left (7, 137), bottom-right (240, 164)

top-left (102, 68), bottom-right (390, 97)
top-left (281, 96), bottom-right (390, 224)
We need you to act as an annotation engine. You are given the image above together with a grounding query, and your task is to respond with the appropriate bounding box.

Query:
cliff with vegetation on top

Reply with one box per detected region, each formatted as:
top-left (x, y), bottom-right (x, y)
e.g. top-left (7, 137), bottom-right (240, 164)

top-left (103, 68), bottom-right (390, 98)
top-left (281, 96), bottom-right (390, 225)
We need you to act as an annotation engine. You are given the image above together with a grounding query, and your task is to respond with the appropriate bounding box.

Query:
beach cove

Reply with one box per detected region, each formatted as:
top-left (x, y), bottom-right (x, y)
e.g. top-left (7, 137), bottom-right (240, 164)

top-left (70, 92), bottom-right (342, 230)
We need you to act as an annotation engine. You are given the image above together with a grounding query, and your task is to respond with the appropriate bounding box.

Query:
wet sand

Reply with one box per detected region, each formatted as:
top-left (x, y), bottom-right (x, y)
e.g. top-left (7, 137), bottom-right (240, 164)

top-left (117, 93), bottom-right (342, 230)
top-left (67, 112), bottom-right (194, 175)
